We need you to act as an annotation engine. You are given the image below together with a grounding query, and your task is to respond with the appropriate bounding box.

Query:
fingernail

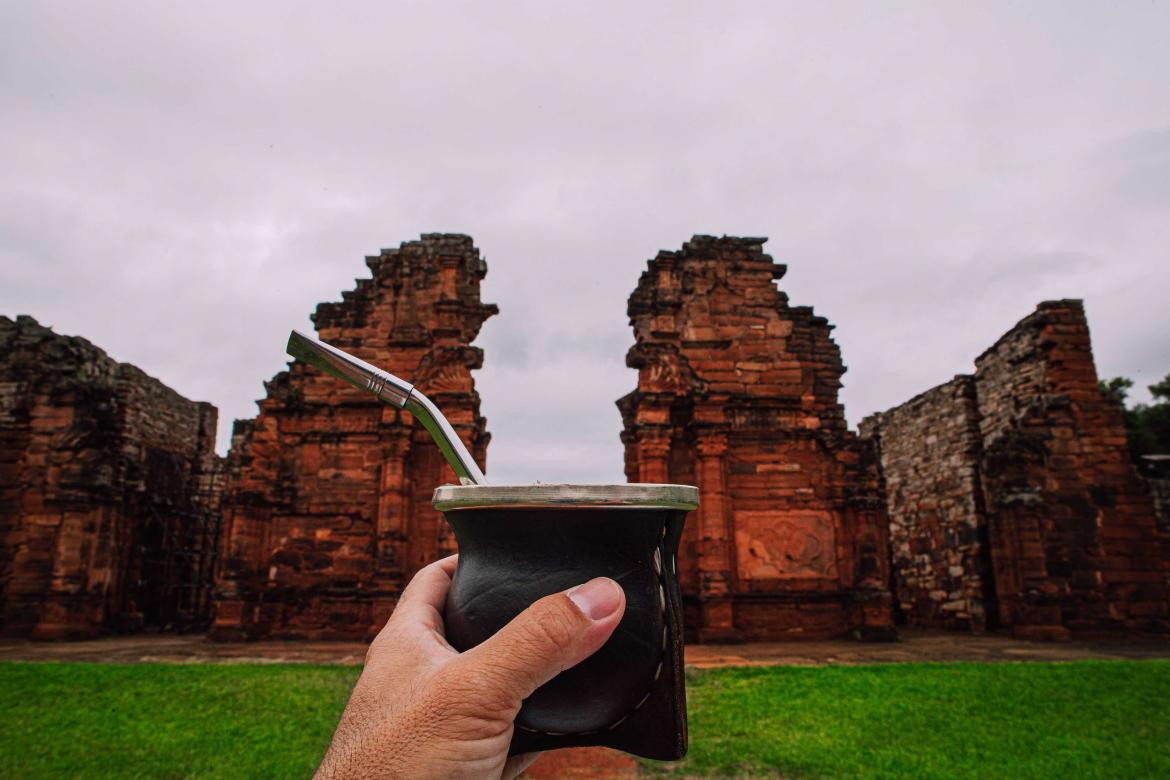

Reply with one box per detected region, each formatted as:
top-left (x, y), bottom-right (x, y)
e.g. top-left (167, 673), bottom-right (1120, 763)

top-left (567, 578), bottom-right (623, 620)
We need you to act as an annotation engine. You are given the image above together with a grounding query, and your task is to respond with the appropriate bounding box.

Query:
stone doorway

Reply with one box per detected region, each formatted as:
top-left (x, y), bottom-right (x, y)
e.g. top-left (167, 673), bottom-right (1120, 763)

top-left (118, 448), bottom-right (220, 633)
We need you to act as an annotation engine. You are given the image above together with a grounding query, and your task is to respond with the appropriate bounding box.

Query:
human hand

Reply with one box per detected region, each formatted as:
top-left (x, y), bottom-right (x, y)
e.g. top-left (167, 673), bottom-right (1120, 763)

top-left (315, 555), bottom-right (627, 779)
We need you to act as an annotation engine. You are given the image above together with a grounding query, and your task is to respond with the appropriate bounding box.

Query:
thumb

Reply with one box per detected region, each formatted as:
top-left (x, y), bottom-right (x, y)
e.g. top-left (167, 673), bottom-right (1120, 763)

top-left (455, 577), bottom-right (626, 710)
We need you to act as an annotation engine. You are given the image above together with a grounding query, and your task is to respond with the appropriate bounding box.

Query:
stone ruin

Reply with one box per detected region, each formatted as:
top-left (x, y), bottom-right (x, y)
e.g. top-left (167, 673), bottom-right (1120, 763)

top-left (861, 301), bottom-right (1169, 637)
top-left (0, 315), bottom-right (221, 638)
top-left (617, 236), bottom-right (894, 641)
top-left (2, 234), bottom-right (1167, 643)
top-left (211, 234), bottom-right (497, 639)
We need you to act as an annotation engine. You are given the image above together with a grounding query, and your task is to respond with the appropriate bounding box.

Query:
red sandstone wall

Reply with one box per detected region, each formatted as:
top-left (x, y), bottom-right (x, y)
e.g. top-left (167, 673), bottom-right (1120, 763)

top-left (865, 300), bottom-right (1168, 637)
top-left (0, 315), bottom-right (221, 638)
top-left (212, 234), bottom-right (496, 640)
top-left (975, 301), bottom-right (1167, 637)
top-left (860, 377), bottom-right (991, 631)
top-left (618, 236), bottom-right (893, 642)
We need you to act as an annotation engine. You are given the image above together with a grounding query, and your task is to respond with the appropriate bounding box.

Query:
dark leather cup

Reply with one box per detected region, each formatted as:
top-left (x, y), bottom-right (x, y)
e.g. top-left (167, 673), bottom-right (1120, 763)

top-left (433, 484), bottom-right (698, 760)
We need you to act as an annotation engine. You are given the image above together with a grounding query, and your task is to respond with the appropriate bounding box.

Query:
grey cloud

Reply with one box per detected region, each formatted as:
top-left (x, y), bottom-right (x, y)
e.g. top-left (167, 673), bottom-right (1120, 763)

top-left (1090, 127), bottom-right (1170, 212)
top-left (2, 1), bottom-right (1168, 483)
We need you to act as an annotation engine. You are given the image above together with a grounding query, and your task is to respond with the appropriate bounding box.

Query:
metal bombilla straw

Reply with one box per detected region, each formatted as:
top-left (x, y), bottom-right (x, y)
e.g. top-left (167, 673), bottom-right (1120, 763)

top-left (286, 330), bottom-right (487, 486)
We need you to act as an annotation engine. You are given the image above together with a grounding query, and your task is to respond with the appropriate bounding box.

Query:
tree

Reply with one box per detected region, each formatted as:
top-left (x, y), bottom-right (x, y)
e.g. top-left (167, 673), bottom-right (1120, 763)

top-left (1099, 376), bottom-right (1134, 405)
top-left (1101, 373), bottom-right (1170, 461)
top-left (1150, 374), bottom-right (1170, 403)
top-left (1133, 372), bottom-right (1170, 458)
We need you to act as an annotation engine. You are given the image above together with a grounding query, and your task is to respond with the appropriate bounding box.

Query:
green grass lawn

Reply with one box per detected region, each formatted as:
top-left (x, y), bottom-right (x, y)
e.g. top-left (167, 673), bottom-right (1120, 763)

top-left (0, 660), bottom-right (1167, 779)
top-left (665, 660), bottom-right (1170, 779)
top-left (0, 663), bottom-right (359, 779)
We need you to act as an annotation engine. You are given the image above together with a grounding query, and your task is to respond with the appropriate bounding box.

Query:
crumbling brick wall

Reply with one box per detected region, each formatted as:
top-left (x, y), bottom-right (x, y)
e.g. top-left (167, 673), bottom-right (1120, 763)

top-left (859, 377), bottom-right (991, 631)
top-left (617, 236), bottom-right (893, 642)
top-left (0, 315), bottom-right (222, 638)
top-left (212, 234), bottom-right (497, 640)
top-left (864, 301), bottom-right (1168, 637)
top-left (975, 301), bottom-right (1166, 637)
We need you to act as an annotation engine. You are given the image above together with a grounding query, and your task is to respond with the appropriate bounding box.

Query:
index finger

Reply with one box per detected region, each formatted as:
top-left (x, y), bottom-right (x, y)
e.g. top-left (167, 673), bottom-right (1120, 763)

top-left (396, 554), bottom-right (458, 620)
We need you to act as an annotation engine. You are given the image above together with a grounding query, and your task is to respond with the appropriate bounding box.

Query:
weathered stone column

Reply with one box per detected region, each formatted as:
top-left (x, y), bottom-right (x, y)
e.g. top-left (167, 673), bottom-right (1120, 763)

top-left (636, 427), bottom-right (672, 483)
top-left (695, 432), bottom-right (739, 642)
top-left (370, 424), bottom-right (412, 632)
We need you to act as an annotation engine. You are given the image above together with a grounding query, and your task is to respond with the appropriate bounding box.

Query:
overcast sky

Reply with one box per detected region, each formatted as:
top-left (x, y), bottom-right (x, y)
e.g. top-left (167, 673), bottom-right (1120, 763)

top-left (2, 2), bottom-right (1167, 484)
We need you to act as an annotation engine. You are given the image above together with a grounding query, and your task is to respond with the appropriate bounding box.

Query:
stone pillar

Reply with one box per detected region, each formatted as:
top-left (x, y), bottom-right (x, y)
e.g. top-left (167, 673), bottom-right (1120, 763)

top-left (370, 426), bottom-right (412, 633)
top-left (209, 503), bottom-right (270, 640)
top-left (695, 432), bottom-right (739, 642)
top-left (636, 427), bottom-right (672, 483)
